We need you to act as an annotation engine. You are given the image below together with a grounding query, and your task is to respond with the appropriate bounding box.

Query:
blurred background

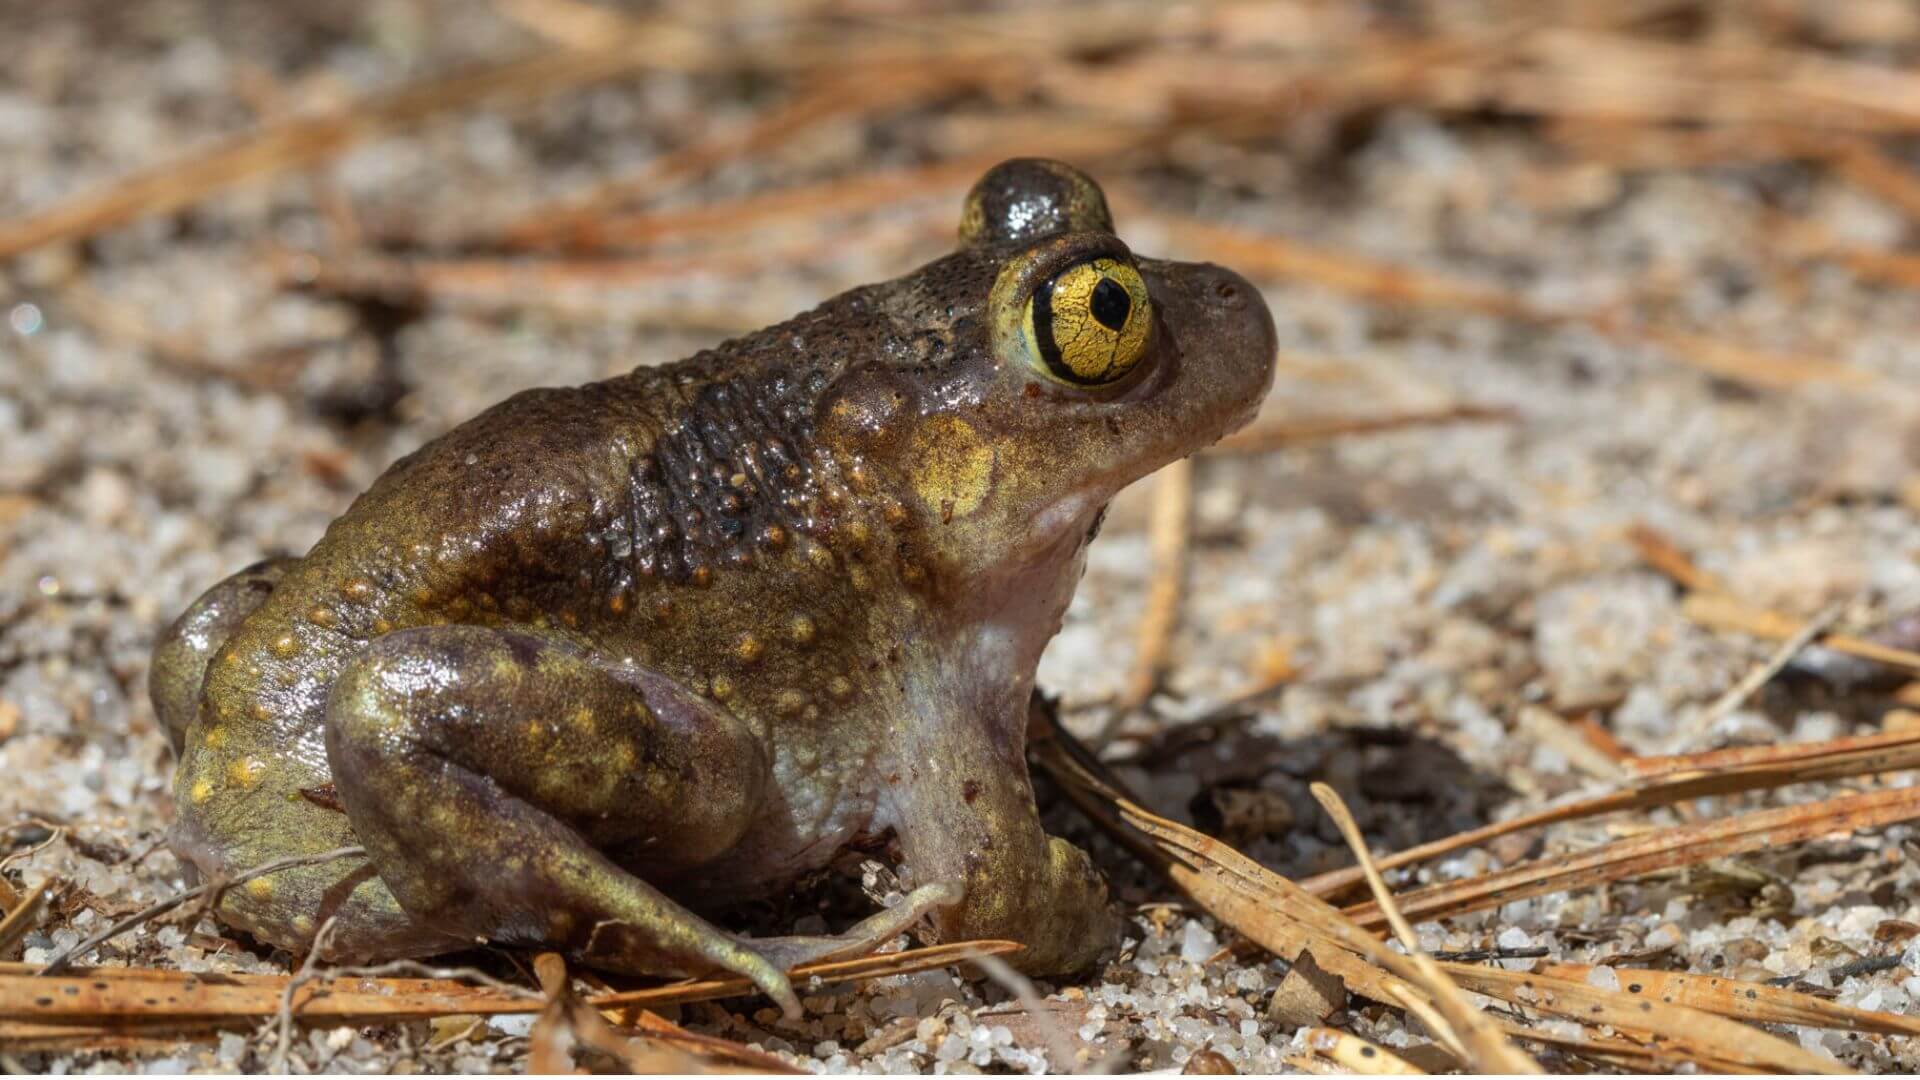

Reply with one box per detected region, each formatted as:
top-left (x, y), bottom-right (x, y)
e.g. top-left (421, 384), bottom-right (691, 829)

top-left (6, 0), bottom-right (1920, 1072)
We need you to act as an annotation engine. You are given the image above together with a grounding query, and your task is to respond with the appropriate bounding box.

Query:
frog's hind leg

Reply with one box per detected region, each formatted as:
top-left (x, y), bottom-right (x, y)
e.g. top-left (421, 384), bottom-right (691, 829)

top-left (150, 558), bottom-right (296, 754)
top-left (325, 624), bottom-right (830, 1015)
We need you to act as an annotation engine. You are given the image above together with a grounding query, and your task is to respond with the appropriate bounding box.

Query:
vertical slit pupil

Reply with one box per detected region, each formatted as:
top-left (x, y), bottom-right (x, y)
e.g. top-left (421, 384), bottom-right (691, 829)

top-left (1090, 277), bottom-right (1131, 332)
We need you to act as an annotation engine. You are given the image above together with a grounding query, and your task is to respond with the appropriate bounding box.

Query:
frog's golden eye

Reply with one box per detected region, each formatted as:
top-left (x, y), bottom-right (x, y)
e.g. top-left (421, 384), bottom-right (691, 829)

top-left (1022, 257), bottom-right (1152, 387)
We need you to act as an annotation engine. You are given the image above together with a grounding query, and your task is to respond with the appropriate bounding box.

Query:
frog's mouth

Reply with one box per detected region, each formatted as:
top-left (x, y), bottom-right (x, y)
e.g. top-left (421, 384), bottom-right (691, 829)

top-left (1084, 504), bottom-right (1109, 545)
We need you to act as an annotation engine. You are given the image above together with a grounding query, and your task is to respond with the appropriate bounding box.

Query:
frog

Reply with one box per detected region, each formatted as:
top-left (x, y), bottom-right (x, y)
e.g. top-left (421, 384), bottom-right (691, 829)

top-left (153, 158), bottom-right (1276, 1016)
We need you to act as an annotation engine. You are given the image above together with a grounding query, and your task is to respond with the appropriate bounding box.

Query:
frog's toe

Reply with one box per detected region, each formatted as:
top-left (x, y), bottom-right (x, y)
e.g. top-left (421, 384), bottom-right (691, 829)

top-left (748, 880), bottom-right (962, 972)
top-left (578, 913), bottom-right (805, 1019)
top-left (725, 945), bottom-right (803, 1021)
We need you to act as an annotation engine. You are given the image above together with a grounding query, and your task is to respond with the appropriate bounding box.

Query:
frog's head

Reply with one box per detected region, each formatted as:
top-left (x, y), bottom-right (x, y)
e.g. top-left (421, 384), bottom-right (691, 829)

top-left (815, 159), bottom-right (1275, 629)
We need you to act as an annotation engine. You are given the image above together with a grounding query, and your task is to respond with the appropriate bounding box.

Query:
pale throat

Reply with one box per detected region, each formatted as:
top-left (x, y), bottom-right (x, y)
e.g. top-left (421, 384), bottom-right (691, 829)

top-left (908, 501), bottom-right (1100, 753)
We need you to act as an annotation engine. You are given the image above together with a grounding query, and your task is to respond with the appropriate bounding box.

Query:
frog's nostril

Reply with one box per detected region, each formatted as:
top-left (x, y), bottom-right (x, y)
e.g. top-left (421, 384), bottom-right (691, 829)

top-left (1205, 273), bottom-right (1247, 311)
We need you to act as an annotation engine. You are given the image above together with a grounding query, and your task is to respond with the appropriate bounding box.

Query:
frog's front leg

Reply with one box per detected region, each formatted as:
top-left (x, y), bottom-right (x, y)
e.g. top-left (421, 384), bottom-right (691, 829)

top-left (887, 713), bottom-right (1121, 975)
top-left (324, 624), bottom-right (905, 1016)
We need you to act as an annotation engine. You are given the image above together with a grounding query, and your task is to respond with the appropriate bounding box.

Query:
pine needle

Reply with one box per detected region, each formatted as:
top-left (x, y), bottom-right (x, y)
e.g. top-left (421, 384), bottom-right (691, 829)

top-left (1305, 1026), bottom-right (1428, 1074)
top-left (0, 940), bottom-right (1018, 1049)
top-left (1310, 783), bottom-right (1543, 1073)
top-left (1339, 786), bottom-right (1920, 929)
top-left (1121, 459), bottom-right (1194, 710)
top-left (1302, 728), bottom-right (1920, 899)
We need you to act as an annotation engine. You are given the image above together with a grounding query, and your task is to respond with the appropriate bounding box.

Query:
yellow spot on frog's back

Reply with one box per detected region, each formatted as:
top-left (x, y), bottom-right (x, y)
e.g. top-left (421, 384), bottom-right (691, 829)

top-left (711, 674), bottom-right (735, 701)
top-left (571, 706), bottom-right (596, 732)
top-left (227, 757), bottom-right (267, 790)
top-left (773, 689), bottom-right (807, 716)
top-left (203, 726), bottom-right (228, 749)
top-left (307, 606), bottom-right (337, 628)
top-left (371, 618), bottom-right (393, 635)
top-left (246, 877), bottom-right (275, 901)
top-left (293, 915), bottom-right (315, 935)
top-left (734, 633), bottom-right (764, 664)
top-left (909, 415), bottom-right (995, 520)
top-left (828, 675), bottom-right (855, 700)
top-left (342, 579), bottom-right (374, 601)
top-left (190, 778), bottom-right (213, 803)
top-left (608, 741), bottom-right (637, 773)
top-left (271, 635), bottom-right (298, 658)
top-left (788, 614), bottom-right (817, 645)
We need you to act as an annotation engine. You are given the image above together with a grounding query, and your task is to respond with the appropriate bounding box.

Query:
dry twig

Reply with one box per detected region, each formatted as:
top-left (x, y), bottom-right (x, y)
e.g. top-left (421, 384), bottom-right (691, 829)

top-left (1339, 785), bottom-right (1920, 929)
top-left (0, 46), bottom-right (680, 260)
top-left (1122, 459), bottom-right (1194, 710)
top-left (1684, 593), bottom-right (1920, 675)
top-left (1304, 728), bottom-right (1920, 899)
top-left (1205, 405), bottom-right (1517, 456)
top-left (37, 846), bottom-right (366, 976)
top-left (1667, 599), bottom-right (1848, 751)
top-left (1305, 1026), bottom-right (1428, 1074)
top-left (1029, 713), bottom-right (1848, 1072)
top-left (1, 938), bottom-right (1016, 1050)
top-left (1309, 783), bottom-right (1542, 1073)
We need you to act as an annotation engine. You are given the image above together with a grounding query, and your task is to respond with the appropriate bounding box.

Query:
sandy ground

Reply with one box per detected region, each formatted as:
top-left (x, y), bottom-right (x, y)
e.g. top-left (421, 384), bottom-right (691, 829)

top-left (5, 0), bottom-right (1920, 1073)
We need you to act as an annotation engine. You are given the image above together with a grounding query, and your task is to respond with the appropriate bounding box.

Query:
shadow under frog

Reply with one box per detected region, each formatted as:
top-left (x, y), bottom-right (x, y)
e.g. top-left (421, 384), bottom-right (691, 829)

top-left (152, 159), bottom-right (1277, 1016)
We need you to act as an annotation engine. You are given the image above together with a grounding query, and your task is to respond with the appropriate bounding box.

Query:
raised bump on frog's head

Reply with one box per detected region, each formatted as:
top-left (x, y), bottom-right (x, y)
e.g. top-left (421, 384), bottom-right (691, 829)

top-left (959, 158), bottom-right (1114, 248)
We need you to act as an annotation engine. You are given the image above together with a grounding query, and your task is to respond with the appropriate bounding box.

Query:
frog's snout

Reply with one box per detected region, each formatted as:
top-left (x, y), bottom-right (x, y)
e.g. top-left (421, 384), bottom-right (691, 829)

top-left (1198, 265), bottom-right (1253, 312)
top-left (1193, 263), bottom-right (1272, 334)
top-left (1153, 260), bottom-right (1277, 439)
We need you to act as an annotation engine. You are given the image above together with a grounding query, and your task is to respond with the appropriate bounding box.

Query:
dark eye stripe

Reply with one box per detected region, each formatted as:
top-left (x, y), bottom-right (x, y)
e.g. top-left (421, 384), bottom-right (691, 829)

top-left (1090, 276), bottom-right (1131, 331)
top-left (1030, 273), bottom-right (1076, 383)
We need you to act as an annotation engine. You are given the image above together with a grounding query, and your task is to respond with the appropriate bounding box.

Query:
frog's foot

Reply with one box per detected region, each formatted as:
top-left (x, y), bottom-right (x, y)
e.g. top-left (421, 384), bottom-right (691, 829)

top-left (150, 557), bottom-right (297, 754)
top-left (886, 724), bottom-right (1124, 978)
top-left (745, 881), bottom-right (962, 971)
top-left (583, 917), bottom-right (805, 1018)
top-left (324, 625), bottom-right (802, 1014)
